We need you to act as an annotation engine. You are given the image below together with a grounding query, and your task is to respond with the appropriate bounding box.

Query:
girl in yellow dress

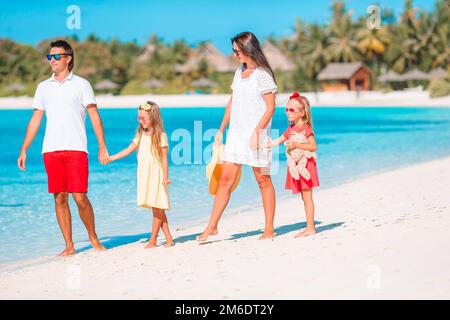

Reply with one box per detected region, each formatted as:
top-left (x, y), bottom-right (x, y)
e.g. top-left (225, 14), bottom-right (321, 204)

top-left (110, 101), bottom-right (173, 248)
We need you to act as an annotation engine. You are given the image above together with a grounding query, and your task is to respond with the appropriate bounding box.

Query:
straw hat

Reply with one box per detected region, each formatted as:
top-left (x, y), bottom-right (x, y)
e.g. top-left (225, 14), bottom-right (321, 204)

top-left (206, 143), bottom-right (241, 196)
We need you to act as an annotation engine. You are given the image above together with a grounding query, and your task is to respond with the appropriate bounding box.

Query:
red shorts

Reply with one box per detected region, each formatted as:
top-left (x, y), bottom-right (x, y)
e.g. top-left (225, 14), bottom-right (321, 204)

top-left (43, 151), bottom-right (89, 194)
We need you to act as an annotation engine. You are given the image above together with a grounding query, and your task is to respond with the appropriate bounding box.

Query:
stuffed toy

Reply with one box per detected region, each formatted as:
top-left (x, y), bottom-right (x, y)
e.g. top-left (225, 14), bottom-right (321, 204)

top-left (285, 131), bottom-right (317, 180)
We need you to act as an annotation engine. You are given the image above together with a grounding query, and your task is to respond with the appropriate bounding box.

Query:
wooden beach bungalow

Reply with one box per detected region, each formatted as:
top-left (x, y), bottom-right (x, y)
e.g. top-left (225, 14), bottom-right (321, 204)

top-left (317, 62), bottom-right (371, 91)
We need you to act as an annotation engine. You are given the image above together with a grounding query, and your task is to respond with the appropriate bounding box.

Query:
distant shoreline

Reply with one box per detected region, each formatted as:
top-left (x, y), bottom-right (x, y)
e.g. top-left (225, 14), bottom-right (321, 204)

top-left (0, 91), bottom-right (449, 110)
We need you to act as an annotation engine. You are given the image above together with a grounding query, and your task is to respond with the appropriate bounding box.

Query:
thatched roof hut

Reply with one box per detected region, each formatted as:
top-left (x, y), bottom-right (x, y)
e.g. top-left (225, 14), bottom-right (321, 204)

top-left (402, 68), bottom-right (429, 81)
top-left (317, 62), bottom-right (371, 91)
top-left (262, 42), bottom-right (295, 72)
top-left (143, 78), bottom-right (164, 88)
top-left (6, 83), bottom-right (26, 91)
top-left (176, 43), bottom-right (237, 73)
top-left (136, 44), bottom-right (156, 62)
top-left (317, 62), bottom-right (366, 80)
top-left (94, 79), bottom-right (120, 90)
top-left (428, 68), bottom-right (448, 80)
top-left (378, 70), bottom-right (404, 82)
top-left (190, 77), bottom-right (217, 87)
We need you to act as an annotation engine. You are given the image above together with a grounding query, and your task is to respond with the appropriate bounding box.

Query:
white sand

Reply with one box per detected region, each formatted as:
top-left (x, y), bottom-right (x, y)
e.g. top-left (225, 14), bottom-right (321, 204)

top-left (0, 91), bottom-right (449, 109)
top-left (1, 157), bottom-right (449, 299)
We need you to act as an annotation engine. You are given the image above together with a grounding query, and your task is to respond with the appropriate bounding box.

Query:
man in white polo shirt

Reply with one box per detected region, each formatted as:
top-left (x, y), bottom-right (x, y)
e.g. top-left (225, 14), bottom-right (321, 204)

top-left (18, 40), bottom-right (109, 256)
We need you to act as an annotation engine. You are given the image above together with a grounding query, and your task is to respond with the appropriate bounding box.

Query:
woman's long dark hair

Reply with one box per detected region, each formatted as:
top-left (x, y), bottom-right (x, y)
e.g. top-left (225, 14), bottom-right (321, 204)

top-left (231, 31), bottom-right (277, 84)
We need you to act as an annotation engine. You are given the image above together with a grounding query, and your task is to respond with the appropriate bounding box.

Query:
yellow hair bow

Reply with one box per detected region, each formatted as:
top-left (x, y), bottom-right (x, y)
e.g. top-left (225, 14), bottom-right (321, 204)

top-left (140, 102), bottom-right (152, 111)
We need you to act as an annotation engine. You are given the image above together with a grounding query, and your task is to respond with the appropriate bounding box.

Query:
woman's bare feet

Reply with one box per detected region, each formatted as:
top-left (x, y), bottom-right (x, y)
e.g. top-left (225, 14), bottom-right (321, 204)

top-left (196, 228), bottom-right (218, 242)
top-left (164, 240), bottom-right (174, 248)
top-left (58, 246), bottom-right (76, 257)
top-left (258, 230), bottom-right (275, 240)
top-left (144, 241), bottom-right (157, 249)
top-left (90, 237), bottom-right (106, 252)
top-left (294, 228), bottom-right (316, 238)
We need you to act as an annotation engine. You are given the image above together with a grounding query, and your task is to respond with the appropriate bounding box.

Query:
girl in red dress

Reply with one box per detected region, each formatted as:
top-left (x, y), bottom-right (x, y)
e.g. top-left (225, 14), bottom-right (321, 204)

top-left (259, 92), bottom-right (319, 237)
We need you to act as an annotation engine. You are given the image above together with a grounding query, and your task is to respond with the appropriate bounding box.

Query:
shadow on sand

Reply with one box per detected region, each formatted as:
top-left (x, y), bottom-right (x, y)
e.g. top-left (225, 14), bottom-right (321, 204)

top-left (76, 221), bottom-right (345, 252)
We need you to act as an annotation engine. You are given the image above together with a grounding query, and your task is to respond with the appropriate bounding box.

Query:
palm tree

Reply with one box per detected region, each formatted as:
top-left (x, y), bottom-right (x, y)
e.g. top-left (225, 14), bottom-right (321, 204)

top-left (430, 0), bottom-right (450, 68)
top-left (280, 18), bottom-right (307, 60)
top-left (357, 26), bottom-right (391, 72)
top-left (300, 24), bottom-right (331, 82)
top-left (386, 0), bottom-right (420, 73)
top-left (431, 23), bottom-right (449, 68)
top-left (327, 1), bottom-right (361, 62)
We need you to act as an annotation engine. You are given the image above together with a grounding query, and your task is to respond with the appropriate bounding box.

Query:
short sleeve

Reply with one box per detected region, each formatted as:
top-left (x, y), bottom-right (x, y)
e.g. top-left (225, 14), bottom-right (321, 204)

top-left (32, 83), bottom-right (45, 111)
top-left (230, 69), bottom-right (240, 91)
top-left (282, 126), bottom-right (292, 139)
top-left (132, 133), bottom-right (141, 146)
top-left (304, 125), bottom-right (315, 139)
top-left (161, 133), bottom-right (169, 148)
top-left (81, 80), bottom-right (97, 108)
top-left (256, 69), bottom-right (277, 94)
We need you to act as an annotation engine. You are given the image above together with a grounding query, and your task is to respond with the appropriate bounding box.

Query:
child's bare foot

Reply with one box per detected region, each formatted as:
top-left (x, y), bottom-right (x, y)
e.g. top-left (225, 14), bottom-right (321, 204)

top-left (144, 241), bottom-right (157, 249)
top-left (258, 230), bottom-right (275, 240)
top-left (58, 246), bottom-right (76, 257)
top-left (196, 228), bottom-right (218, 242)
top-left (294, 229), bottom-right (316, 238)
top-left (90, 237), bottom-right (106, 252)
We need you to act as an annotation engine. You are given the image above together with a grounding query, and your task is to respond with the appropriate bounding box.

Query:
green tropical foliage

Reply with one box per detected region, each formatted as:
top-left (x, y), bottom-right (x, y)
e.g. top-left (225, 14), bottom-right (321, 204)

top-left (0, 0), bottom-right (448, 96)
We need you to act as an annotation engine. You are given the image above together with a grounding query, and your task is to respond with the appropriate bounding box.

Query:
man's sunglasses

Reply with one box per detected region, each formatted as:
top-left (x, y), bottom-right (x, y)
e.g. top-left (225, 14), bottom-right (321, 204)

top-left (46, 53), bottom-right (70, 61)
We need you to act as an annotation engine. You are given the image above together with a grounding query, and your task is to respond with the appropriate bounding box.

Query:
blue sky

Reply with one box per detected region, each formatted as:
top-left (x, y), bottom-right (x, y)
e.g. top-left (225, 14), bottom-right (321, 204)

top-left (0, 0), bottom-right (435, 53)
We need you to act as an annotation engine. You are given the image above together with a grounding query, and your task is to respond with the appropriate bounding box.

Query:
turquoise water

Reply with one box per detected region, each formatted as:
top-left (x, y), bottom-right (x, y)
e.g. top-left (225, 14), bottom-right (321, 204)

top-left (1, 107), bottom-right (450, 264)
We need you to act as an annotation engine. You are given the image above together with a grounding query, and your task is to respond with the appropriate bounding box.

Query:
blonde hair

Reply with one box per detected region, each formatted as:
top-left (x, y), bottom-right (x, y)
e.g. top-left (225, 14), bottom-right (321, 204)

top-left (135, 101), bottom-right (165, 161)
top-left (288, 94), bottom-right (313, 129)
top-left (300, 95), bottom-right (313, 129)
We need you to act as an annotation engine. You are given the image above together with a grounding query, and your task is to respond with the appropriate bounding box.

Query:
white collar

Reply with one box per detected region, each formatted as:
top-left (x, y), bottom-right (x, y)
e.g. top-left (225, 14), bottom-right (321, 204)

top-left (50, 71), bottom-right (74, 83)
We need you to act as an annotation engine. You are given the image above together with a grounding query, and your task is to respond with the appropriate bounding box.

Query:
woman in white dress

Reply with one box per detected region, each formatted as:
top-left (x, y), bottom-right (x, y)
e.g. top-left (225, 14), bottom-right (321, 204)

top-left (198, 32), bottom-right (278, 241)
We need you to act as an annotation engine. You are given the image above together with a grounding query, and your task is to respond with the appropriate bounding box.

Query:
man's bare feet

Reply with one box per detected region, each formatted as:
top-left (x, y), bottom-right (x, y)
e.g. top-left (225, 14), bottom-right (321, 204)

top-left (196, 228), bottom-right (218, 242)
top-left (294, 229), bottom-right (316, 238)
top-left (144, 241), bottom-right (157, 249)
top-left (258, 230), bottom-right (275, 240)
top-left (58, 246), bottom-right (76, 257)
top-left (90, 237), bottom-right (106, 252)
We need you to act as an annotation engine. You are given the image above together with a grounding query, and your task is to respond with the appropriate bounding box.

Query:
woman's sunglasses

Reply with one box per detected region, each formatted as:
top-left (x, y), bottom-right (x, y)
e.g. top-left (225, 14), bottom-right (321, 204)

top-left (232, 48), bottom-right (241, 55)
top-left (46, 53), bottom-right (70, 61)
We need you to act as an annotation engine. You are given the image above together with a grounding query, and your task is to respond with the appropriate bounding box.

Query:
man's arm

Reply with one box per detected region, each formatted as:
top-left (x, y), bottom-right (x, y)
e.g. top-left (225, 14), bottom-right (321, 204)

top-left (18, 109), bottom-right (44, 171)
top-left (87, 104), bottom-right (110, 165)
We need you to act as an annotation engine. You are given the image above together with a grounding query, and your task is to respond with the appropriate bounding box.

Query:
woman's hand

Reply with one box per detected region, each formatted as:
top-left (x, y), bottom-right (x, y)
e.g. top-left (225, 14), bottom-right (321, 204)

top-left (214, 130), bottom-right (223, 146)
top-left (250, 130), bottom-right (259, 150)
top-left (162, 179), bottom-right (172, 185)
